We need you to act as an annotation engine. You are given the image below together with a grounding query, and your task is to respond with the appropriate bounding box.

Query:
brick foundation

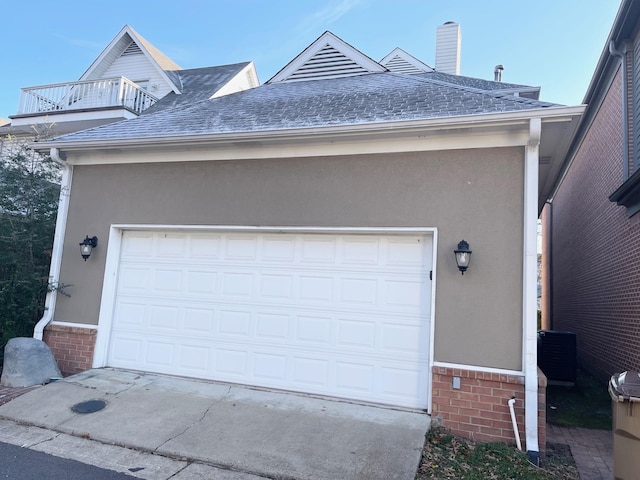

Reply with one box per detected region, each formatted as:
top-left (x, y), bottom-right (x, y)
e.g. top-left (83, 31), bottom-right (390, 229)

top-left (432, 366), bottom-right (547, 452)
top-left (43, 324), bottom-right (97, 376)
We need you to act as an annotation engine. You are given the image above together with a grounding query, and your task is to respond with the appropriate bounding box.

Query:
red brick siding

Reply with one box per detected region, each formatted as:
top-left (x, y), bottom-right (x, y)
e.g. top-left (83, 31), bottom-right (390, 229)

top-left (551, 68), bottom-right (640, 379)
top-left (43, 324), bottom-right (96, 376)
top-left (432, 366), bottom-right (547, 451)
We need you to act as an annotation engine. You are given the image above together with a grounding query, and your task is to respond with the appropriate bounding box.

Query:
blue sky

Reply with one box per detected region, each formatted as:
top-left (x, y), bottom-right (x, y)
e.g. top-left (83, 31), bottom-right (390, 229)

top-left (0, 0), bottom-right (621, 120)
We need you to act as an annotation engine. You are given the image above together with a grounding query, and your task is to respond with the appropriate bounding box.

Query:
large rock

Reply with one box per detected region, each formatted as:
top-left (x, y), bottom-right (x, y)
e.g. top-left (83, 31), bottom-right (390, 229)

top-left (1, 337), bottom-right (62, 387)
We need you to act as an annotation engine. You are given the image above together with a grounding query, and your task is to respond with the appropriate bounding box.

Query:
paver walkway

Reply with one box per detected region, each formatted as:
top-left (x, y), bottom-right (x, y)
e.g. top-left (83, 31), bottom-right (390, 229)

top-left (0, 385), bottom-right (38, 407)
top-left (547, 424), bottom-right (613, 480)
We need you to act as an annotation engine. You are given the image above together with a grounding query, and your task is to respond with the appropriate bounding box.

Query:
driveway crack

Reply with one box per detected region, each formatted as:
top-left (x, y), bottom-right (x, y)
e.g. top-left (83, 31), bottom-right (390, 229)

top-left (155, 386), bottom-right (231, 451)
top-left (23, 432), bottom-right (61, 449)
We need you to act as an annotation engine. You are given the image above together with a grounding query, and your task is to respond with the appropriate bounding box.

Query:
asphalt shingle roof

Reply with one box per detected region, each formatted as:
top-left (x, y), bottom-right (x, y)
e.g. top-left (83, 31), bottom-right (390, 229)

top-left (143, 63), bottom-right (251, 113)
top-left (425, 71), bottom-right (536, 92)
top-left (49, 71), bottom-right (559, 144)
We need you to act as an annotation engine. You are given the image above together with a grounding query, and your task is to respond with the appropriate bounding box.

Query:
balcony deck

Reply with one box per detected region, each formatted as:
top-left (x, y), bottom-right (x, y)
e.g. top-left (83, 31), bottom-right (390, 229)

top-left (16, 77), bottom-right (158, 117)
top-left (7, 77), bottom-right (159, 135)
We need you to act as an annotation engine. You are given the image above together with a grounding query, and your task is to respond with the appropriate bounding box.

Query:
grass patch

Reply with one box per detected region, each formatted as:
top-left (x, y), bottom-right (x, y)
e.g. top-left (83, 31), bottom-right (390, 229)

top-left (415, 429), bottom-right (579, 479)
top-left (546, 368), bottom-right (612, 430)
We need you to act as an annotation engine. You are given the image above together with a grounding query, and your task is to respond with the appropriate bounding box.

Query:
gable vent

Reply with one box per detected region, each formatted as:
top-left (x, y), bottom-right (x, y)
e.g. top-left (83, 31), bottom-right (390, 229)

top-left (121, 41), bottom-right (143, 56)
top-left (283, 44), bottom-right (371, 82)
top-left (383, 55), bottom-right (425, 74)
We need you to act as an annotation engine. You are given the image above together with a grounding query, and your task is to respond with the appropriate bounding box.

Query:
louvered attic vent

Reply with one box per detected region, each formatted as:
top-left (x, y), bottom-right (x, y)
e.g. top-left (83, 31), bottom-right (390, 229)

top-left (284, 44), bottom-right (370, 82)
top-left (384, 55), bottom-right (425, 74)
top-left (121, 41), bottom-right (143, 56)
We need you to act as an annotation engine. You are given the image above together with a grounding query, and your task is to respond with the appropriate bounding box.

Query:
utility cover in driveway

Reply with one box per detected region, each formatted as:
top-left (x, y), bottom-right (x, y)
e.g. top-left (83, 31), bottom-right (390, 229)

top-left (107, 230), bottom-right (433, 408)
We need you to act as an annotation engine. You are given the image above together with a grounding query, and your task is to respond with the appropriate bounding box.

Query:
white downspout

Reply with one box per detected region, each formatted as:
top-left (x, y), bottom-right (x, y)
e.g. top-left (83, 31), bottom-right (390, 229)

top-left (34, 148), bottom-right (72, 340)
top-left (609, 41), bottom-right (630, 179)
top-left (524, 118), bottom-right (541, 465)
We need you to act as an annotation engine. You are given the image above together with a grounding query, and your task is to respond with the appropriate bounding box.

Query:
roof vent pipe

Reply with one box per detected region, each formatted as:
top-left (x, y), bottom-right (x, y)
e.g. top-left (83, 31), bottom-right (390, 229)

top-left (494, 65), bottom-right (504, 82)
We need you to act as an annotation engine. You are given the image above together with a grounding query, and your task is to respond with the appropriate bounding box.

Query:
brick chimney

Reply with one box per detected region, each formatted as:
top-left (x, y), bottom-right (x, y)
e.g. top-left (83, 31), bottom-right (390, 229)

top-left (435, 22), bottom-right (461, 75)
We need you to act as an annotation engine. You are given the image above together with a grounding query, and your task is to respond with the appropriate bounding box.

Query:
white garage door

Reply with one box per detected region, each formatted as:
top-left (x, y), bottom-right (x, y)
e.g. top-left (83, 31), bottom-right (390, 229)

top-left (107, 230), bottom-right (433, 409)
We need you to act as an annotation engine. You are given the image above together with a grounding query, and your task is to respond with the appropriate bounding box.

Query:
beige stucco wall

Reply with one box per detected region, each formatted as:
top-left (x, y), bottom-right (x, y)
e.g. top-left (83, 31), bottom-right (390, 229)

top-left (55, 147), bottom-right (524, 370)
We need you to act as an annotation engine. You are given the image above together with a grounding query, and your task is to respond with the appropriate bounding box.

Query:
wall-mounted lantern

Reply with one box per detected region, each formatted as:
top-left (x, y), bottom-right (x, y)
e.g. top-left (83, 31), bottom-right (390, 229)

top-left (79, 236), bottom-right (98, 261)
top-left (454, 240), bottom-right (472, 275)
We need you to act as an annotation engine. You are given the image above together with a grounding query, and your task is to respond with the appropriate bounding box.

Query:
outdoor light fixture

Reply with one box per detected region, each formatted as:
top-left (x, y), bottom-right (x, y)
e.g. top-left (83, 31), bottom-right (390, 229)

top-left (79, 235), bottom-right (98, 261)
top-left (454, 240), bottom-right (472, 275)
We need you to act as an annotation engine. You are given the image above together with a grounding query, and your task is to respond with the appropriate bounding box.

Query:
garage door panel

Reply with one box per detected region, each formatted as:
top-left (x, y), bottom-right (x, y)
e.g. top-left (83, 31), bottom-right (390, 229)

top-left (254, 352), bottom-right (287, 380)
top-left (155, 234), bottom-right (188, 259)
top-left (179, 344), bottom-right (211, 372)
top-left (255, 312), bottom-right (290, 339)
top-left (216, 349), bottom-right (248, 376)
top-left (218, 310), bottom-right (251, 337)
top-left (109, 336), bottom-right (143, 364)
top-left (111, 303), bottom-right (427, 361)
top-left (293, 357), bottom-right (330, 386)
top-left (189, 234), bottom-right (222, 260)
top-left (183, 307), bottom-right (215, 334)
top-left (121, 232), bottom-right (154, 258)
top-left (262, 236), bottom-right (296, 261)
top-left (108, 231), bottom-right (432, 409)
top-left (119, 266), bottom-right (152, 291)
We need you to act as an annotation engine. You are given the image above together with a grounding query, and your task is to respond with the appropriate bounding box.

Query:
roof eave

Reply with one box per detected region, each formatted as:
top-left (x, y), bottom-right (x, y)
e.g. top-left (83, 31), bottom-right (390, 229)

top-left (34, 106), bottom-right (585, 152)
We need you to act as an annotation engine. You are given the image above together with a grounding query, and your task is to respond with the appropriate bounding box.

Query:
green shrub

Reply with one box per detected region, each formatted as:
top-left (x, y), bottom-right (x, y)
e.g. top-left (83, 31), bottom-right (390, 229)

top-left (0, 141), bottom-right (60, 358)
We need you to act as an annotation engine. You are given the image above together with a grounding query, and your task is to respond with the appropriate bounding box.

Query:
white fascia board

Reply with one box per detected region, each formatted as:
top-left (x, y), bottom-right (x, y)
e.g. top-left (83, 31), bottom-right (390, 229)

top-left (61, 128), bottom-right (530, 165)
top-left (36, 105), bottom-right (585, 156)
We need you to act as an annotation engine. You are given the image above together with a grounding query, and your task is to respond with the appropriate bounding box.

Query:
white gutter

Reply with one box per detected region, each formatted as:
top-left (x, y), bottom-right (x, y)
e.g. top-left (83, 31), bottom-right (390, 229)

top-left (523, 118), bottom-right (541, 465)
top-left (33, 106), bottom-right (585, 151)
top-left (34, 148), bottom-right (72, 340)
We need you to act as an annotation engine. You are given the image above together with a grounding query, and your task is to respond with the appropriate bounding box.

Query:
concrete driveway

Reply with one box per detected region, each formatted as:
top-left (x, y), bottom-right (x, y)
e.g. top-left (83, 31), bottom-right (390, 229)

top-left (0, 369), bottom-right (430, 480)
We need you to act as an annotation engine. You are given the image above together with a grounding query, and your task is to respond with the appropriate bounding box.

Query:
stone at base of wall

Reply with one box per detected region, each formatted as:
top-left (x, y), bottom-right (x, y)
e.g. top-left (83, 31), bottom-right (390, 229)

top-left (431, 366), bottom-right (547, 454)
top-left (42, 324), bottom-right (97, 376)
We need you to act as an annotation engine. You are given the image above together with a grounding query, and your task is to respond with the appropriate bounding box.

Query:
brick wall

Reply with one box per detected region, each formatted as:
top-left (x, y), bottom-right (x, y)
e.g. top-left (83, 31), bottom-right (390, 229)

top-left (431, 366), bottom-right (547, 451)
top-left (43, 324), bottom-right (96, 376)
top-left (551, 68), bottom-right (640, 380)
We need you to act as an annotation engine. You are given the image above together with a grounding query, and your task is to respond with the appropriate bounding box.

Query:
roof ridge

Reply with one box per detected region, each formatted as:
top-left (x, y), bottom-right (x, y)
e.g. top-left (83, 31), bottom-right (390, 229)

top-left (167, 62), bottom-right (252, 75)
top-left (390, 72), bottom-right (557, 107)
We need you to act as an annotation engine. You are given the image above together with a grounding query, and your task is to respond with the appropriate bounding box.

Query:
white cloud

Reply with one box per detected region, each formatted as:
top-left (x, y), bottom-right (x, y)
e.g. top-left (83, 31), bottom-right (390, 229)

top-left (296, 0), bottom-right (363, 35)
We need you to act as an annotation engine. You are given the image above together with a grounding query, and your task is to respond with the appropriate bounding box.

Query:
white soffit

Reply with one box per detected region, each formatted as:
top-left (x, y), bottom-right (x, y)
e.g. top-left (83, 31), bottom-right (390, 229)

top-left (380, 48), bottom-right (434, 74)
top-left (267, 31), bottom-right (387, 83)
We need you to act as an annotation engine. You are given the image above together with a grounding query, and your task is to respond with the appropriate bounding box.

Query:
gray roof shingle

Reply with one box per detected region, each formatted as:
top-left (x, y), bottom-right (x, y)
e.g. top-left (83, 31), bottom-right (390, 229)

top-left (143, 62), bottom-right (252, 113)
top-left (47, 71), bottom-right (559, 144)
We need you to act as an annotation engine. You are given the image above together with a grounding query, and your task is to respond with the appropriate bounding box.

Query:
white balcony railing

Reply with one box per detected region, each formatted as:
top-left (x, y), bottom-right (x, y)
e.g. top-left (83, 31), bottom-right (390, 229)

top-left (17, 77), bottom-right (159, 116)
